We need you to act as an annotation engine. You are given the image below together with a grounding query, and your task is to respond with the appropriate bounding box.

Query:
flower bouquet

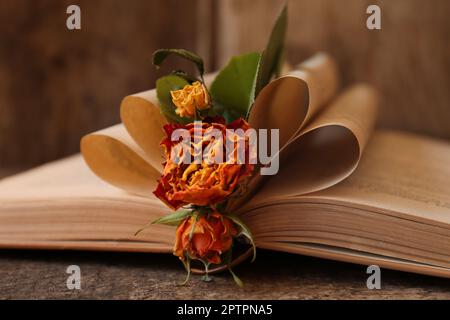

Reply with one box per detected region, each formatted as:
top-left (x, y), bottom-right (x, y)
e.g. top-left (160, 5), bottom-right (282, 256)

top-left (86, 5), bottom-right (290, 285)
top-left (80, 4), bottom-right (376, 284)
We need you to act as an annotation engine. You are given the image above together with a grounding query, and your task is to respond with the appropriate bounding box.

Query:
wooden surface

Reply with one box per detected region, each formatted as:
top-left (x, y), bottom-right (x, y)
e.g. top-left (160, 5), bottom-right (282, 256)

top-left (1, 169), bottom-right (449, 299)
top-left (0, 0), bottom-right (204, 167)
top-left (1, 249), bottom-right (449, 299)
top-left (1, 1), bottom-right (449, 168)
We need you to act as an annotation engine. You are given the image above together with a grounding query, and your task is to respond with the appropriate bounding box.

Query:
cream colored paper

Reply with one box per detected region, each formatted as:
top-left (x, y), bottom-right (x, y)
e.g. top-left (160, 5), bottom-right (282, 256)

top-left (249, 52), bottom-right (339, 148)
top-left (250, 84), bottom-right (379, 201)
top-left (80, 125), bottom-right (160, 197)
top-left (81, 73), bottom-right (217, 196)
top-left (118, 72), bottom-right (218, 171)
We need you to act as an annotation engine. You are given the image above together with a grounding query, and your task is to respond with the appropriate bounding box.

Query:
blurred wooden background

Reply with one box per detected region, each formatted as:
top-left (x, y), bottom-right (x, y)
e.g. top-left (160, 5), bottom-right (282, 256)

top-left (0, 0), bottom-right (449, 168)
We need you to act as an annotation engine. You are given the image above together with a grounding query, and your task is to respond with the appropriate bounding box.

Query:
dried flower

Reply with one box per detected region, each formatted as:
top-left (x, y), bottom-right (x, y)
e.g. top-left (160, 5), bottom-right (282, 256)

top-left (153, 118), bottom-right (254, 209)
top-left (174, 212), bottom-right (237, 264)
top-left (170, 81), bottom-right (210, 118)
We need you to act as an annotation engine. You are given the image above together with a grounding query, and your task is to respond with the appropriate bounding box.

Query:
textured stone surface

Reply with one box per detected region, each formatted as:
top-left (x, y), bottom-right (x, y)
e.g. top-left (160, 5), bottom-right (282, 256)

top-left (0, 249), bottom-right (449, 300)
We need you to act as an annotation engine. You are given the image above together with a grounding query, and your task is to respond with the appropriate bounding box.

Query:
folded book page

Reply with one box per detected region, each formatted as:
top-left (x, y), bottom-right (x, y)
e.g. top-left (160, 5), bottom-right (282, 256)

top-left (81, 53), bottom-right (344, 202)
top-left (81, 74), bottom-right (217, 197)
top-left (81, 125), bottom-right (160, 197)
top-left (247, 84), bottom-right (379, 204)
top-left (249, 52), bottom-right (340, 149)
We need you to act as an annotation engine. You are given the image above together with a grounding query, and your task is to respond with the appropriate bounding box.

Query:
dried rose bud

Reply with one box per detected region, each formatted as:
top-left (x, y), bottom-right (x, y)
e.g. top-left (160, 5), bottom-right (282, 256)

top-left (170, 81), bottom-right (210, 118)
top-left (173, 212), bottom-right (237, 264)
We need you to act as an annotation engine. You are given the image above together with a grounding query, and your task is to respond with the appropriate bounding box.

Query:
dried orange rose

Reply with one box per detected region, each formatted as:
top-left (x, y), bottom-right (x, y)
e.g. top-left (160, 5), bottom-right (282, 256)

top-left (153, 118), bottom-right (254, 209)
top-left (170, 81), bottom-right (210, 118)
top-left (173, 212), bottom-right (237, 264)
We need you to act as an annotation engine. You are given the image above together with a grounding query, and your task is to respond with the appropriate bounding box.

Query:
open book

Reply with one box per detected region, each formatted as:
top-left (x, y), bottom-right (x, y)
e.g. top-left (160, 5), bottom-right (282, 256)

top-left (1, 54), bottom-right (449, 278)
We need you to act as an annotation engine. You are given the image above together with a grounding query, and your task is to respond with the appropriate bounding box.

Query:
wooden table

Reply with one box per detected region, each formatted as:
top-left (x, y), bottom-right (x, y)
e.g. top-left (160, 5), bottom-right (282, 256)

top-left (0, 249), bottom-right (449, 299)
top-left (0, 169), bottom-right (449, 300)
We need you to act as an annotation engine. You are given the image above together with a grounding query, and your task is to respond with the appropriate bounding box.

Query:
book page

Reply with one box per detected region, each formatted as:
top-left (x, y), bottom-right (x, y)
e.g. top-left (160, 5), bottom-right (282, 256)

top-left (81, 125), bottom-right (161, 197)
top-left (80, 73), bottom-right (217, 197)
top-left (229, 53), bottom-right (342, 210)
top-left (0, 155), bottom-right (173, 250)
top-left (120, 91), bottom-right (167, 171)
top-left (119, 72), bottom-right (218, 171)
top-left (259, 242), bottom-right (450, 279)
top-left (0, 154), bottom-right (158, 202)
top-left (309, 130), bottom-right (450, 225)
top-left (249, 52), bottom-right (339, 148)
top-left (247, 84), bottom-right (379, 203)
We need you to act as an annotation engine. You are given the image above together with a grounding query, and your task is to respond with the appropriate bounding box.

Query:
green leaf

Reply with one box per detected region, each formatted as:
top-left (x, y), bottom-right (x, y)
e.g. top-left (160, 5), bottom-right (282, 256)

top-left (180, 255), bottom-right (191, 286)
top-left (201, 260), bottom-right (212, 282)
top-left (208, 101), bottom-right (243, 124)
top-left (250, 4), bottom-right (287, 117)
top-left (150, 209), bottom-right (192, 227)
top-left (153, 49), bottom-right (204, 77)
top-left (135, 210), bottom-right (191, 236)
top-left (227, 214), bottom-right (257, 263)
top-left (209, 52), bottom-right (261, 122)
top-left (228, 267), bottom-right (244, 288)
top-left (156, 75), bottom-right (191, 124)
top-left (225, 246), bottom-right (244, 288)
top-left (171, 70), bottom-right (200, 83)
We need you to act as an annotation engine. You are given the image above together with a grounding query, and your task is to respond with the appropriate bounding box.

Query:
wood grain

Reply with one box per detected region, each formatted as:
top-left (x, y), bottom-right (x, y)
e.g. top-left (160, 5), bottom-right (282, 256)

top-left (0, 0), bottom-right (202, 167)
top-left (1, 1), bottom-right (449, 164)
top-left (216, 0), bottom-right (450, 140)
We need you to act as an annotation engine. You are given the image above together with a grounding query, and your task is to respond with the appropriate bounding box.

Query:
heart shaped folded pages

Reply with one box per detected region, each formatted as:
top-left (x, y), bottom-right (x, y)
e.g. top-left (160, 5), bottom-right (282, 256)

top-left (80, 53), bottom-right (379, 207)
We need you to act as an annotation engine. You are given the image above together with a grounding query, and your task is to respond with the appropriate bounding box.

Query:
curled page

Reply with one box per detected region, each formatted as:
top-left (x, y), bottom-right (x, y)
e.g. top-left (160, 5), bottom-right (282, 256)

top-left (80, 125), bottom-right (160, 197)
top-left (249, 52), bottom-right (339, 148)
top-left (230, 53), bottom-right (341, 210)
top-left (249, 84), bottom-right (379, 204)
top-left (120, 91), bottom-right (167, 171)
top-left (81, 54), bottom-right (330, 199)
top-left (81, 73), bottom-right (217, 197)
top-left (120, 72), bottom-right (218, 171)
top-left (81, 53), bottom-right (373, 206)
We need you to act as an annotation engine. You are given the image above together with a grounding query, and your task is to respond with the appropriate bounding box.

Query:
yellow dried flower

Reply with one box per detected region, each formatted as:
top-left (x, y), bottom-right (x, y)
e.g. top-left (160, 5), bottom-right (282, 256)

top-left (170, 81), bottom-right (210, 118)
